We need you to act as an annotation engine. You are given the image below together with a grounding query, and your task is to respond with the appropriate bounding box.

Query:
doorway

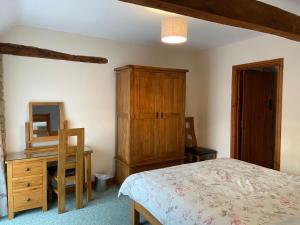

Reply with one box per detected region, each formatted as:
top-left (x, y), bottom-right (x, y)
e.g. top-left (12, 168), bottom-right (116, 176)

top-left (231, 59), bottom-right (283, 170)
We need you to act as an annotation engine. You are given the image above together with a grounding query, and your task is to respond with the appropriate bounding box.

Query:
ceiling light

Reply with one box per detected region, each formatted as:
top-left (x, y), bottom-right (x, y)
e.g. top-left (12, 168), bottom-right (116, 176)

top-left (161, 17), bottom-right (187, 44)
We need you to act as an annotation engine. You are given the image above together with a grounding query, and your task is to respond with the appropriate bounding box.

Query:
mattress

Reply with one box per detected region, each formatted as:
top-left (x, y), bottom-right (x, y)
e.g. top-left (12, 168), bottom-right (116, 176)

top-left (119, 158), bottom-right (300, 225)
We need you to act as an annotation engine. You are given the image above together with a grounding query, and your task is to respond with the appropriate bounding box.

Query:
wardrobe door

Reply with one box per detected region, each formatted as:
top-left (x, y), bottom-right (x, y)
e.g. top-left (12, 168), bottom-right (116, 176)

top-left (158, 73), bottom-right (185, 159)
top-left (131, 71), bottom-right (160, 163)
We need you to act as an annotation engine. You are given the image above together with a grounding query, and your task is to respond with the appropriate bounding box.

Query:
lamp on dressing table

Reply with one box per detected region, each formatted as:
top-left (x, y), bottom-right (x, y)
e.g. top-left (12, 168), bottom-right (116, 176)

top-left (5, 102), bottom-right (93, 219)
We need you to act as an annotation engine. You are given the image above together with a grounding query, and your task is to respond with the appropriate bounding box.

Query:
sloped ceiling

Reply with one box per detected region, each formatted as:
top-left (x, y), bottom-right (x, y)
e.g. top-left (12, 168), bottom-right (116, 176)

top-left (0, 0), bottom-right (20, 34)
top-left (0, 0), bottom-right (300, 50)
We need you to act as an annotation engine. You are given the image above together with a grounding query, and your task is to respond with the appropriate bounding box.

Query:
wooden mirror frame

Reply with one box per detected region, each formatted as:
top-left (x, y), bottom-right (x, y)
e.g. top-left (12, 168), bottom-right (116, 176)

top-left (29, 102), bottom-right (65, 143)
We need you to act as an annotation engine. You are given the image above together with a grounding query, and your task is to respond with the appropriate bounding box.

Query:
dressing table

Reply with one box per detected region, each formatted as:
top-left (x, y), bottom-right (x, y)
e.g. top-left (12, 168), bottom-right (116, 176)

top-left (5, 102), bottom-right (93, 219)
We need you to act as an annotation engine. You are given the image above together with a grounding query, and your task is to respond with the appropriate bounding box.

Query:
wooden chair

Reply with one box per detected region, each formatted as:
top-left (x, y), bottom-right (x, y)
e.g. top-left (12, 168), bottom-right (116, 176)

top-left (53, 128), bottom-right (84, 214)
top-left (185, 117), bottom-right (217, 163)
top-left (185, 117), bottom-right (198, 148)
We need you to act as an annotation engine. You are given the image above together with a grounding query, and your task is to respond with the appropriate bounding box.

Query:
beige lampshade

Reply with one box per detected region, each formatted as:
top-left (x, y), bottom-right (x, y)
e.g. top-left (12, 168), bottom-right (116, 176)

top-left (161, 17), bottom-right (187, 44)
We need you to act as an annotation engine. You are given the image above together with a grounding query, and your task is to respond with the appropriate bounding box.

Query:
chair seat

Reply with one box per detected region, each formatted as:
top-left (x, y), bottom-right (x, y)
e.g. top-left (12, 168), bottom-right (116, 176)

top-left (53, 175), bottom-right (76, 195)
top-left (185, 146), bottom-right (217, 163)
top-left (53, 174), bottom-right (76, 182)
top-left (186, 146), bottom-right (217, 155)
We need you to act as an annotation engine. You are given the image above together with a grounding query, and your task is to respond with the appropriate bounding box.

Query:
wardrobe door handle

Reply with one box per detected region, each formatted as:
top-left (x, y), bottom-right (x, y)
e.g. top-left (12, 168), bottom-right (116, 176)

top-left (156, 112), bottom-right (159, 119)
top-left (161, 112), bottom-right (163, 119)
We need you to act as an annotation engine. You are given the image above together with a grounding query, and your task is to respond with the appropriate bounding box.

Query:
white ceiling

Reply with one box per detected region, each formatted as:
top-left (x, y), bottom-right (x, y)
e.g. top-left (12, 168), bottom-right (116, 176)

top-left (1, 0), bottom-right (300, 51)
top-left (0, 0), bottom-right (19, 34)
top-left (260, 0), bottom-right (300, 15)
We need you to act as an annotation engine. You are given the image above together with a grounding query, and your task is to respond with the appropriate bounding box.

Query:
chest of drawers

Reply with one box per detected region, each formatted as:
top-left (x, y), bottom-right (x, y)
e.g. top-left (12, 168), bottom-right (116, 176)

top-left (6, 148), bottom-right (93, 219)
top-left (6, 159), bottom-right (47, 219)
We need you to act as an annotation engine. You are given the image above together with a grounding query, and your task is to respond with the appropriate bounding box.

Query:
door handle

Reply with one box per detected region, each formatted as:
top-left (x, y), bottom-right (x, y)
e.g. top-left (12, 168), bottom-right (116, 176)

top-left (161, 112), bottom-right (163, 119)
top-left (156, 112), bottom-right (159, 119)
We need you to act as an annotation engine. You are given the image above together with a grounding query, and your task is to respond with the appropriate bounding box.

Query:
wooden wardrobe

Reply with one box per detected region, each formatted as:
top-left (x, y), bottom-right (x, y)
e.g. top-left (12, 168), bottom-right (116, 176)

top-left (115, 65), bottom-right (187, 184)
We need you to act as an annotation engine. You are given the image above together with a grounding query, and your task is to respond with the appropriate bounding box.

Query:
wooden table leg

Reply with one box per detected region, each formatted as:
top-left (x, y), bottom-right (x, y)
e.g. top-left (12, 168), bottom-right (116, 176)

top-left (83, 154), bottom-right (86, 186)
top-left (7, 163), bottom-right (14, 220)
top-left (42, 160), bottom-right (48, 212)
top-left (86, 153), bottom-right (92, 201)
top-left (75, 149), bottom-right (84, 210)
top-left (132, 201), bottom-right (140, 225)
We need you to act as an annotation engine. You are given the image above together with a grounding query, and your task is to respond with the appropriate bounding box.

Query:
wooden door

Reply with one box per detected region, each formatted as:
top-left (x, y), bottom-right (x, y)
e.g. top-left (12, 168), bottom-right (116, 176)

top-left (158, 73), bottom-right (185, 159)
top-left (240, 70), bottom-right (276, 169)
top-left (131, 71), bottom-right (160, 163)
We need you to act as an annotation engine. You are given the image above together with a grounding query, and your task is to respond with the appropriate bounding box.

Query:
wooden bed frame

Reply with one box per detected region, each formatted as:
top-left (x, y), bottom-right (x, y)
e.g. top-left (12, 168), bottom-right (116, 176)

top-left (132, 201), bottom-right (162, 225)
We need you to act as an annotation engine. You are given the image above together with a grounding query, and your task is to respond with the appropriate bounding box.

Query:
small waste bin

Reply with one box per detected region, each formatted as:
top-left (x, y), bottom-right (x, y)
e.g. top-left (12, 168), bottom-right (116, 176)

top-left (95, 173), bottom-right (113, 192)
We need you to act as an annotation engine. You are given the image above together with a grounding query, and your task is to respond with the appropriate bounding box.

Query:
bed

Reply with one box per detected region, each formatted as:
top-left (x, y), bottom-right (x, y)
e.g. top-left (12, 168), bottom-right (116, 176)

top-left (119, 158), bottom-right (300, 225)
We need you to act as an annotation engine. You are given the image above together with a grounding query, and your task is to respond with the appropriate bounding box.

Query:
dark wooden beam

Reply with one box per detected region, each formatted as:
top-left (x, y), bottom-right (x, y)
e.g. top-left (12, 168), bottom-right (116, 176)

top-left (0, 43), bottom-right (108, 64)
top-left (120, 0), bottom-right (300, 42)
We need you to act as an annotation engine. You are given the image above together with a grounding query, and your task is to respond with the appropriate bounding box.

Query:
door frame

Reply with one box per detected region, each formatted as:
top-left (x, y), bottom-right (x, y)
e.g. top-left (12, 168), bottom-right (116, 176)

top-left (230, 58), bottom-right (283, 170)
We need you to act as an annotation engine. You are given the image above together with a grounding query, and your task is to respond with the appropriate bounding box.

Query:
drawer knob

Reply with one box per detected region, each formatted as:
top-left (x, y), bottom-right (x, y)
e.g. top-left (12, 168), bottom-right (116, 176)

top-left (27, 183), bottom-right (31, 187)
top-left (26, 168), bottom-right (31, 172)
top-left (27, 198), bottom-right (31, 202)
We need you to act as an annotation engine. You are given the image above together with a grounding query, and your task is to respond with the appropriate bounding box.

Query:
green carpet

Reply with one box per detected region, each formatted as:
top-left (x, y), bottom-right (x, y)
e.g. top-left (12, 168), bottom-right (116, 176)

top-left (0, 186), bottom-right (132, 225)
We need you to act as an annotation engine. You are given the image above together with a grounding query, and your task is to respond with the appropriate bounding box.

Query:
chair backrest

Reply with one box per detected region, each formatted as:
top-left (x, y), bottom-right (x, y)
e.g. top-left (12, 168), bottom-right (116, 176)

top-left (185, 117), bottom-right (197, 148)
top-left (57, 128), bottom-right (84, 211)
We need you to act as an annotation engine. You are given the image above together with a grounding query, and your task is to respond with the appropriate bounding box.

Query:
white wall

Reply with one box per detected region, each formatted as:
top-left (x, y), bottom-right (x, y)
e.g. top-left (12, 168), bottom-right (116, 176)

top-left (5, 26), bottom-right (300, 177)
top-left (2, 26), bottom-right (201, 177)
top-left (196, 34), bottom-right (300, 175)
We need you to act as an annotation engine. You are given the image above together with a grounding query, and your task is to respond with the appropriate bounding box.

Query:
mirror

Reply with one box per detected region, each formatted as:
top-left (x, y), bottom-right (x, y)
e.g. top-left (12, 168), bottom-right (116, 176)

top-left (32, 105), bottom-right (60, 137)
top-left (29, 102), bottom-right (64, 142)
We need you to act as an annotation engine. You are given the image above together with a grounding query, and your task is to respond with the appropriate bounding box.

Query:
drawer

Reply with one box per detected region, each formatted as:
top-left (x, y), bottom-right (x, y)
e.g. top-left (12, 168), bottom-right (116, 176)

top-left (12, 176), bottom-right (43, 191)
top-left (13, 189), bottom-right (43, 212)
top-left (12, 161), bottom-right (43, 178)
top-left (132, 160), bottom-right (183, 173)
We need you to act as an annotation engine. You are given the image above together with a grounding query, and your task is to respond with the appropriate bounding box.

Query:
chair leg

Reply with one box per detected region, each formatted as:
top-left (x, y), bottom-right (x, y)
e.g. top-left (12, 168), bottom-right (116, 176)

top-left (75, 176), bottom-right (83, 209)
top-left (76, 158), bottom-right (84, 209)
top-left (58, 194), bottom-right (65, 213)
top-left (57, 180), bottom-right (66, 213)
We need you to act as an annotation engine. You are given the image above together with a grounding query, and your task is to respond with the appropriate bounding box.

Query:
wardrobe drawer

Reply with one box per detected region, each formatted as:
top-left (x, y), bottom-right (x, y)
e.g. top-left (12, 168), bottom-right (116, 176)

top-left (12, 176), bottom-right (43, 191)
top-left (13, 189), bottom-right (43, 212)
top-left (12, 161), bottom-right (43, 178)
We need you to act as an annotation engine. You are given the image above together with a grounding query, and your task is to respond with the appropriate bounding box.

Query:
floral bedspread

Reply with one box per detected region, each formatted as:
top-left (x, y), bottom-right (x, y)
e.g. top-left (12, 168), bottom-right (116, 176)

top-left (118, 158), bottom-right (300, 225)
